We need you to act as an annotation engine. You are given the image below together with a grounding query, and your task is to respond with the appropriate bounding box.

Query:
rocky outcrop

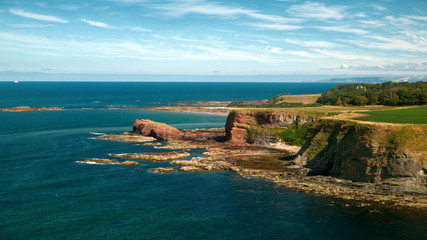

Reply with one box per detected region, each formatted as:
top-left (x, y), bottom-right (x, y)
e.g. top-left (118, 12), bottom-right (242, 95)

top-left (109, 151), bottom-right (190, 162)
top-left (150, 167), bottom-right (178, 173)
top-left (97, 134), bottom-right (157, 142)
top-left (133, 119), bottom-right (225, 141)
top-left (77, 159), bottom-right (141, 165)
top-left (296, 120), bottom-right (427, 187)
top-left (225, 110), bottom-right (320, 143)
top-left (133, 119), bottom-right (193, 140)
top-left (0, 106), bottom-right (62, 112)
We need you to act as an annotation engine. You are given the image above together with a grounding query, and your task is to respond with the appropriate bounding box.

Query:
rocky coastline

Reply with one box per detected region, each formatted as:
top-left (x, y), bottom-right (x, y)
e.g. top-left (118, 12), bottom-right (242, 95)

top-left (81, 105), bottom-right (426, 208)
top-left (123, 109), bottom-right (427, 208)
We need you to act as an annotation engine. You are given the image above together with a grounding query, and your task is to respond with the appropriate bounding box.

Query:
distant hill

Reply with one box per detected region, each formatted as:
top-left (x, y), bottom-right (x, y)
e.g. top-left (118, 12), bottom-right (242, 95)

top-left (318, 76), bottom-right (426, 83)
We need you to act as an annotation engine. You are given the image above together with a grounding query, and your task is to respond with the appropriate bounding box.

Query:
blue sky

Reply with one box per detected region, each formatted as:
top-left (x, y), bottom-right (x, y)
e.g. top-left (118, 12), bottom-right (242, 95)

top-left (1, 0), bottom-right (426, 78)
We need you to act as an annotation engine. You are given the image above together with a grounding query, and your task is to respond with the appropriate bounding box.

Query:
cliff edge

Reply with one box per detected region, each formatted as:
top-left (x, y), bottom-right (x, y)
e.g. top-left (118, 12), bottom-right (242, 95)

top-left (225, 108), bottom-right (427, 192)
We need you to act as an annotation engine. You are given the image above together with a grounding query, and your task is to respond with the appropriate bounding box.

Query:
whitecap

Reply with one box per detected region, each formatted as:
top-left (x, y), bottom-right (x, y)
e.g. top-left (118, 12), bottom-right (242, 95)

top-left (89, 132), bottom-right (106, 135)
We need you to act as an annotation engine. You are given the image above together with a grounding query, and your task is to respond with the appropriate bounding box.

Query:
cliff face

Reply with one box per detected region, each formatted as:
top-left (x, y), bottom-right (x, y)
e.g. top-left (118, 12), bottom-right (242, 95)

top-left (225, 110), bottom-right (319, 143)
top-left (225, 110), bottom-right (426, 188)
top-left (297, 120), bottom-right (427, 185)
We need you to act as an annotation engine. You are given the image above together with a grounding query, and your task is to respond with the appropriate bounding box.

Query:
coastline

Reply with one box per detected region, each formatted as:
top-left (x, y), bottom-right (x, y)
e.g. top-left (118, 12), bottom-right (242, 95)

top-left (123, 106), bottom-right (427, 208)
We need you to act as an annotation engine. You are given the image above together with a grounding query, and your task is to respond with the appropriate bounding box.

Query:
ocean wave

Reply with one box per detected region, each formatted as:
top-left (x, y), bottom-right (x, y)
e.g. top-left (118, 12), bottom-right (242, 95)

top-left (89, 132), bottom-right (106, 135)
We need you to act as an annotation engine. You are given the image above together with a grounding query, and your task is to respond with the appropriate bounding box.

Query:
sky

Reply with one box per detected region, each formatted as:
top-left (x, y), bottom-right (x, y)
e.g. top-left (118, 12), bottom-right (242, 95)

top-left (1, 0), bottom-right (427, 79)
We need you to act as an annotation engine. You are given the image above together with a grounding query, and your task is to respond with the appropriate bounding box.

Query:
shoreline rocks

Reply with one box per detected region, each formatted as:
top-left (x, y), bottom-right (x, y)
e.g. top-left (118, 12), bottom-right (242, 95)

top-left (109, 151), bottom-right (190, 162)
top-left (97, 134), bottom-right (157, 142)
top-left (150, 167), bottom-right (178, 173)
top-left (0, 106), bottom-right (62, 112)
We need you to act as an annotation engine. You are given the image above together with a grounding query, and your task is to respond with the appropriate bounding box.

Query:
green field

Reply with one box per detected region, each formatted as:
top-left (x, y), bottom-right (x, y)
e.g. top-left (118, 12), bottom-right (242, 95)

top-left (355, 106), bottom-right (427, 124)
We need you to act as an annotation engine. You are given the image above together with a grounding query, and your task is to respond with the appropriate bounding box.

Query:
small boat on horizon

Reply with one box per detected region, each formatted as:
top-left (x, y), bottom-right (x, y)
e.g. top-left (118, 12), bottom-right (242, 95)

top-left (14, 81), bottom-right (19, 84)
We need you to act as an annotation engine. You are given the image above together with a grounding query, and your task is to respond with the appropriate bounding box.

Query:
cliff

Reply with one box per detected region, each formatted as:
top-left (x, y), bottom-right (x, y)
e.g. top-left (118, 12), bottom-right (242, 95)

top-left (297, 120), bottom-right (427, 185)
top-left (224, 109), bottom-right (427, 190)
top-left (225, 109), bottom-right (325, 143)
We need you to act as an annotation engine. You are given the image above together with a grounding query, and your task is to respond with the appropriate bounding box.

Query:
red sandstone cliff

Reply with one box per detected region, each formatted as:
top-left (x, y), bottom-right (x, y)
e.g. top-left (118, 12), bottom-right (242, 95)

top-left (225, 110), bottom-right (319, 143)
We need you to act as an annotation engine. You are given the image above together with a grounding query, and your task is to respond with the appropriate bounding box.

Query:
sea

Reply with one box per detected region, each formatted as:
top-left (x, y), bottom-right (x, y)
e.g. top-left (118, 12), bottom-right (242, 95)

top-left (0, 82), bottom-right (426, 240)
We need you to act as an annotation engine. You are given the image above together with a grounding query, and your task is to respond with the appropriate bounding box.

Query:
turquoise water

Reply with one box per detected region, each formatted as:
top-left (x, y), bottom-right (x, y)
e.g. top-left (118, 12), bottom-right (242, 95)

top-left (1, 82), bottom-right (426, 239)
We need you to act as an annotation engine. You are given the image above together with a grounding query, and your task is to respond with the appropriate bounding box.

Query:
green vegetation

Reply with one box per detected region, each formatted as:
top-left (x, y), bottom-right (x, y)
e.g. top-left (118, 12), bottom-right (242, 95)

top-left (355, 106), bottom-right (427, 124)
top-left (317, 81), bottom-right (427, 106)
top-left (271, 119), bottom-right (313, 146)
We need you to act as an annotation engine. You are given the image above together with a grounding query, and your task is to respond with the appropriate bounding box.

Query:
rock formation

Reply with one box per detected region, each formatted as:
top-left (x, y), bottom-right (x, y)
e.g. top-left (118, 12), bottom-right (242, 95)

top-left (133, 119), bottom-right (191, 140)
top-left (296, 120), bottom-right (427, 188)
top-left (225, 110), bottom-right (321, 143)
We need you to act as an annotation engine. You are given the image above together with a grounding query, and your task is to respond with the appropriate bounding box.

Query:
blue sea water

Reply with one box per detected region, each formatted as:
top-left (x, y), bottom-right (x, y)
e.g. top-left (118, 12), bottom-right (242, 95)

top-left (0, 82), bottom-right (426, 240)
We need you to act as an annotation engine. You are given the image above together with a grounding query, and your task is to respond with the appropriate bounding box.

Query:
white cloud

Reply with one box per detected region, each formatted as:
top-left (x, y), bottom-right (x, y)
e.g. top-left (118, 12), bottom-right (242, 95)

top-left (7, 23), bottom-right (55, 28)
top-left (150, 0), bottom-right (298, 23)
top-left (81, 19), bottom-right (117, 29)
top-left (311, 49), bottom-right (378, 61)
top-left (126, 26), bottom-right (152, 32)
top-left (248, 23), bottom-right (302, 31)
top-left (284, 38), bottom-right (339, 48)
top-left (370, 4), bottom-right (387, 12)
top-left (406, 15), bottom-right (427, 21)
top-left (316, 26), bottom-right (368, 35)
top-left (354, 12), bottom-right (367, 18)
top-left (286, 2), bottom-right (348, 20)
top-left (347, 35), bottom-right (427, 53)
top-left (357, 20), bottom-right (385, 27)
top-left (9, 8), bottom-right (69, 23)
top-left (384, 16), bottom-right (416, 26)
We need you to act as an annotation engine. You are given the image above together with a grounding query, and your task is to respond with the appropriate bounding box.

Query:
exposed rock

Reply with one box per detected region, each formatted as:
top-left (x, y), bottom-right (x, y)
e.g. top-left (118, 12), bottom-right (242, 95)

top-left (178, 166), bottom-right (206, 172)
top-left (133, 119), bottom-right (191, 140)
top-left (1, 106), bottom-right (62, 112)
top-left (171, 157), bottom-right (232, 172)
top-left (97, 134), bottom-right (157, 142)
top-left (140, 142), bottom-right (162, 146)
top-left (150, 167), bottom-right (178, 173)
top-left (77, 158), bottom-right (140, 165)
top-left (119, 161), bottom-right (141, 166)
top-left (109, 151), bottom-right (190, 162)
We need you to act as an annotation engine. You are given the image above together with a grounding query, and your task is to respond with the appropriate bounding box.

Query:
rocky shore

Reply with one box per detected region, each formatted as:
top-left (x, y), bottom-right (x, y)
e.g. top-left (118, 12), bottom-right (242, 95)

top-left (126, 114), bottom-right (427, 208)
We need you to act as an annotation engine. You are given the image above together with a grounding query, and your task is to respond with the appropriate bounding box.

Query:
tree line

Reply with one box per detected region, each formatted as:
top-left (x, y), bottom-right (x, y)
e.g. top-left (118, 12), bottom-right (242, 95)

top-left (316, 81), bottom-right (427, 106)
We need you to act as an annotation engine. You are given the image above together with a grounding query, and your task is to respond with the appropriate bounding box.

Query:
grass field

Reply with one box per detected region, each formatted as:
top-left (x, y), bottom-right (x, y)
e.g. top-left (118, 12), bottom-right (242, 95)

top-left (355, 106), bottom-right (427, 124)
top-left (277, 94), bottom-right (321, 104)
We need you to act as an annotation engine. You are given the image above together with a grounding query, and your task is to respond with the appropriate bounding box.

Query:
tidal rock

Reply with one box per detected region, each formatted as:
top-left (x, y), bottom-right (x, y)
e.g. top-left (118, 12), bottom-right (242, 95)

top-left (0, 106), bottom-right (62, 112)
top-left (109, 151), bottom-right (190, 162)
top-left (97, 134), bottom-right (156, 142)
top-left (150, 167), bottom-right (178, 173)
top-left (77, 159), bottom-right (140, 165)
